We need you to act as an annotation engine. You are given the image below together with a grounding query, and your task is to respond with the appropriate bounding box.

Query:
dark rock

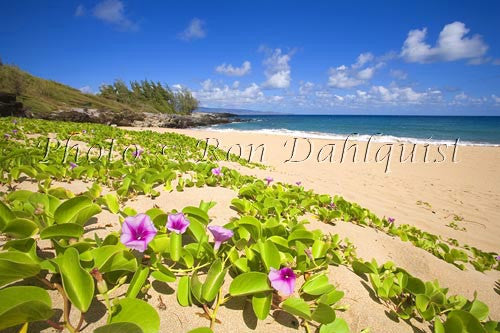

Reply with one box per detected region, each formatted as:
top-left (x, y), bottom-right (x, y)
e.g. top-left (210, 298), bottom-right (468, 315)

top-left (0, 92), bottom-right (25, 117)
top-left (23, 108), bottom-right (238, 128)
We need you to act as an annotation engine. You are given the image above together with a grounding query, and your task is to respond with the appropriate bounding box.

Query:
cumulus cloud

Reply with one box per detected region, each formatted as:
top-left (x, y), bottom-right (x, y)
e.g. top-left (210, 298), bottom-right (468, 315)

top-left (92, 0), bottom-right (138, 31)
top-left (299, 81), bottom-right (314, 95)
top-left (178, 18), bottom-right (206, 41)
top-left (401, 21), bottom-right (488, 63)
top-left (328, 53), bottom-right (382, 89)
top-left (194, 80), bottom-right (264, 106)
top-left (261, 48), bottom-right (293, 89)
top-left (215, 61), bottom-right (251, 76)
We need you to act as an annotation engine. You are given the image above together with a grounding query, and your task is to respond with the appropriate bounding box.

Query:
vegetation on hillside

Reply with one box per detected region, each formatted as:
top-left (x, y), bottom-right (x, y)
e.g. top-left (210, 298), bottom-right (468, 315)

top-left (0, 63), bottom-right (198, 114)
top-left (99, 79), bottom-right (198, 115)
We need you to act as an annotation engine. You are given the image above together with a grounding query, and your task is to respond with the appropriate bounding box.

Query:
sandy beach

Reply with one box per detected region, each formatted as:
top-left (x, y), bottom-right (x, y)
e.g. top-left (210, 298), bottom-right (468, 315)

top-left (3, 126), bottom-right (500, 333)
top-left (108, 126), bottom-right (500, 332)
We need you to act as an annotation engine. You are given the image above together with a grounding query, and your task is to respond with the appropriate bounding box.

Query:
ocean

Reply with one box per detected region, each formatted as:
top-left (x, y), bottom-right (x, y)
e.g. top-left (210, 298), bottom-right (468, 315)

top-left (205, 115), bottom-right (500, 146)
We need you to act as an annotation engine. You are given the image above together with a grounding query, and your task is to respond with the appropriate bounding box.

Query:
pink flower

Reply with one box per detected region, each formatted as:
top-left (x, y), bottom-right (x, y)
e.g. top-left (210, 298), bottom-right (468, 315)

top-left (208, 225), bottom-right (233, 250)
top-left (388, 217), bottom-right (395, 224)
top-left (69, 162), bottom-right (78, 169)
top-left (265, 176), bottom-right (273, 186)
top-left (120, 214), bottom-right (158, 252)
top-left (328, 202), bottom-right (336, 209)
top-left (167, 212), bottom-right (190, 234)
top-left (295, 181), bottom-right (302, 186)
top-left (133, 148), bottom-right (144, 158)
top-left (12, 129), bottom-right (18, 135)
top-left (495, 255), bottom-right (500, 261)
top-left (211, 167), bottom-right (222, 176)
top-left (268, 267), bottom-right (296, 296)
top-left (82, 130), bottom-right (87, 134)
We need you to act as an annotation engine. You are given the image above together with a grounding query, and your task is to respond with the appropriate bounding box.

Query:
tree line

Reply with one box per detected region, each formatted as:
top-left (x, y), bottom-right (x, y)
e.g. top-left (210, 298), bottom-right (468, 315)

top-left (99, 80), bottom-right (198, 114)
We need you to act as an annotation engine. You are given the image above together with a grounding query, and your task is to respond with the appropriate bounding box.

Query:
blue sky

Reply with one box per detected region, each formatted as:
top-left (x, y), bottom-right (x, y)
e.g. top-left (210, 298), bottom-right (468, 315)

top-left (1, 0), bottom-right (500, 114)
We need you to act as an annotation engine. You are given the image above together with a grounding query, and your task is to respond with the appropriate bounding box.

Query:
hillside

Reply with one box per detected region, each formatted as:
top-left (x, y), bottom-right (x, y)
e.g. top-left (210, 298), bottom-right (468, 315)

top-left (0, 64), bottom-right (196, 115)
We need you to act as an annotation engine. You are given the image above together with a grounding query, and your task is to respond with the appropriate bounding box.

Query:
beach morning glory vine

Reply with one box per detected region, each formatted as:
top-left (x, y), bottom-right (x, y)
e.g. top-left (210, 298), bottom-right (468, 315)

top-left (207, 225), bottom-right (234, 250)
top-left (120, 213), bottom-right (158, 252)
top-left (268, 267), bottom-right (296, 296)
top-left (167, 212), bottom-right (190, 261)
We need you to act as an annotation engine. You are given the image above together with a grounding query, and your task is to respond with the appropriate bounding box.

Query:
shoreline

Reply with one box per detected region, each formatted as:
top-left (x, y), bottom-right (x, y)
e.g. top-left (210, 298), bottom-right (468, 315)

top-left (195, 126), bottom-right (500, 147)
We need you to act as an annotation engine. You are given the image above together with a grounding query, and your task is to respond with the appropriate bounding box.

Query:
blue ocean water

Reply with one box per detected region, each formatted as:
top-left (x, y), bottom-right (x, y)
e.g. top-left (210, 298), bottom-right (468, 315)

top-left (207, 115), bottom-right (500, 146)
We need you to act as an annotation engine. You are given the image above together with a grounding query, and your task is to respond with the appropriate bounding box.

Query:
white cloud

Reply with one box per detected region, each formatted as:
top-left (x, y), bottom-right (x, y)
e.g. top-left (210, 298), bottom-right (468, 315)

top-left (194, 80), bottom-right (264, 106)
top-left (178, 18), bottom-right (206, 41)
top-left (352, 52), bottom-right (374, 68)
top-left (92, 0), bottom-right (137, 31)
top-left (401, 21), bottom-right (488, 63)
top-left (328, 53), bottom-right (382, 88)
top-left (75, 4), bottom-right (85, 17)
top-left (390, 69), bottom-right (408, 80)
top-left (79, 86), bottom-right (94, 94)
top-left (328, 65), bottom-right (363, 88)
top-left (215, 61), bottom-right (251, 76)
top-left (262, 48), bottom-right (293, 89)
top-left (492, 95), bottom-right (500, 103)
top-left (299, 81), bottom-right (314, 95)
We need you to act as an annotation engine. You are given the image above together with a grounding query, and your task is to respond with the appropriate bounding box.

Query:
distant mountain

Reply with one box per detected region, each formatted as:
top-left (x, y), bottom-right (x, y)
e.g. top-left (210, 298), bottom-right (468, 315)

top-left (196, 106), bottom-right (287, 115)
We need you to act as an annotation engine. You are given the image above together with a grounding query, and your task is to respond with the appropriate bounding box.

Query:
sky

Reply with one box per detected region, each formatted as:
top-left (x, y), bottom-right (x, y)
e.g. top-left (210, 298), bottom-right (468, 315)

top-left (1, 0), bottom-right (500, 115)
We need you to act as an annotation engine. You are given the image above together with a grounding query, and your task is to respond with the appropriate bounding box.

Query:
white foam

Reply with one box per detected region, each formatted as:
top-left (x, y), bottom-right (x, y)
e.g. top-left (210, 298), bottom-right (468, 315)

top-left (196, 127), bottom-right (500, 147)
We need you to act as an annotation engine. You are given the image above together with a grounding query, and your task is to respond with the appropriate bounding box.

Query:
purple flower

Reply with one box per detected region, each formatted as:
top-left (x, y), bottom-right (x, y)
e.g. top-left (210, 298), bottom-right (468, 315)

top-left (265, 176), bottom-right (273, 186)
top-left (388, 217), bottom-right (395, 224)
top-left (328, 202), bottom-right (336, 209)
top-left (12, 129), bottom-right (18, 135)
top-left (69, 162), bottom-right (78, 169)
top-left (208, 225), bottom-right (234, 250)
top-left (495, 255), bottom-right (500, 261)
top-left (211, 167), bottom-right (222, 177)
top-left (166, 212), bottom-right (190, 234)
top-left (295, 181), bottom-right (302, 186)
top-left (4, 133), bottom-right (10, 139)
top-left (268, 267), bottom-right (296, 296)
top-left (82, 130), bottom-right (87, 134)
top-left (120, 213), bottom-right (158, 252)
top-left (12, 119), bottom-right (17, 124)
top-left (133, 148), bottom-right (144, 158)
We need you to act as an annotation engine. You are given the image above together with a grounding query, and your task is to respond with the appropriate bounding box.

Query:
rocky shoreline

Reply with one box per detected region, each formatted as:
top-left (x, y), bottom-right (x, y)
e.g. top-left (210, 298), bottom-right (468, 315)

top-left (0, 93), bottom-right (239, 128)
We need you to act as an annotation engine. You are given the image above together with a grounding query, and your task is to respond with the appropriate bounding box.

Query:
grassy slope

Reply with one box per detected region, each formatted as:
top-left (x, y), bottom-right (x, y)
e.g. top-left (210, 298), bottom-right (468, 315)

top-left (0, 65), bottom-right (158, 114)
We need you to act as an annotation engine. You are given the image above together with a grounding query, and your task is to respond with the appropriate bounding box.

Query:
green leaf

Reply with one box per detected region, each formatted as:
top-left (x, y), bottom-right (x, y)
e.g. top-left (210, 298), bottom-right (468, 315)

top-left (252, 292), bottom-right (272, 320)
top-left (469, 300), bottom-right (489, 321)
top-left (2, 218), bottom-right (38, 239)
top-left (54, 196), bottom-right (93, 223)
top-left (102, 194), bottom-right (120, 214)
top-left (0, 252), bottom-right (41, 287)
top-left (405, 276), bottom-right (425, 295)
top-left (182, 206), bottom-right (209, 225)
top-left (202, 259), bottom-right (227, 302)
top-left (302, 274), bottom-right (335, 296)
top-left (288, 229), bottom-right (314, 244)
top-left (445, 310), bottom-right (486, 333)
top-left (191, 271), bottom-right (203, 303)
top-left (260, 240), bottom-right (281, 272)
top-left (187, 328), bottom-right (214, 333)
top-left (229, 272), bottom-right (272, 296)
top-left (0, 201), bottom-right (15, 230)
top-left (108, 298), bottom-right (160, 333)
top-left (318, 289), bottom-right (345, 306)
top-left (177, 276), bottom-right (192, 307)
top-left (238, 216), bottom-right (262, 240)
top-left (58, 247), bottom-right (95, 312)
top-left (312, 303), bottom-right (336, 324)
top-left (282, 297), bottom-right (311, 320)
top-left (126, 267), bottom-right (150, 299)
top-left (319, 318), bottom-right (350, 333)
top-left (40, 223), bottom-right (84, 240)
top-left (151, 264), bottom-right (176, 283)
top-left (0, 286), bottom-right (53, 330)
top-left (416, 294), bottom-right (430, 313)
top-left (94, 322), bottom-right (143, 333)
